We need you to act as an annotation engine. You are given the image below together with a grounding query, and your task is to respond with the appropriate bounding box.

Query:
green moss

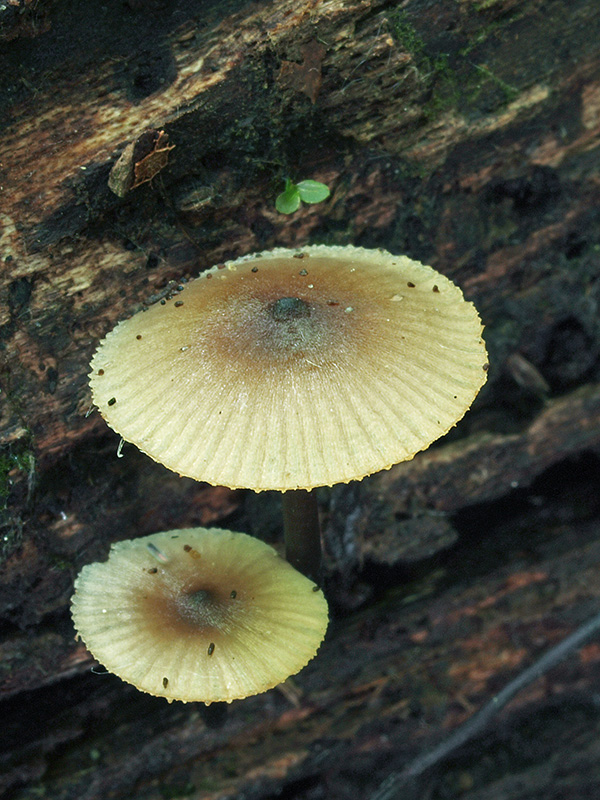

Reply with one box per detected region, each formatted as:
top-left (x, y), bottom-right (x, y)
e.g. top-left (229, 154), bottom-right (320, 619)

top-left (386, 10), bottom-right (461, 118)
top-left (469, 63), bottom-right (519, 104)
top-left (459, 16), bottom-right (506, 57)
top-left (388, 9), bottom-right (449, 82)
top-left (193, 777), bottom-right (222, 792)
top-left (0, 441), bottom-right (35, 562)
top-left (473, 0), bottom-right (510, 9)
top-left (387, 9), bottom-right (427, 58)
top-left (159, 781), bottom-right (196, 799)
top-left (386, 8), bottom-right (520, 121)
top-left (425, 55), bottom-right (462, 118)
top-left (0, 448), bottom-right (34, 503)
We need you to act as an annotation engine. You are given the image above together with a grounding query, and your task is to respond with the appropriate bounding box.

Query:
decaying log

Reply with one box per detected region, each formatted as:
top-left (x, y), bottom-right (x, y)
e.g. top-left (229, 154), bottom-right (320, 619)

top-left (1, 0), bottom-right (600, 798)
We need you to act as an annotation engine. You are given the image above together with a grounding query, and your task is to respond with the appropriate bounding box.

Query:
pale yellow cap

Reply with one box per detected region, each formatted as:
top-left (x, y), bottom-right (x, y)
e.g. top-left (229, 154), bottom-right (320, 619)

top-left (90, 245), bottom-right (487, 490)
top-left (71, 527), bottom-right (328, 703)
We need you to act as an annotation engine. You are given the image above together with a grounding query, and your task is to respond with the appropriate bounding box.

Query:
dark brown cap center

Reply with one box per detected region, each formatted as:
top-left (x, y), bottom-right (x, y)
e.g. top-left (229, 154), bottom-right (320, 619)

top-left (269, 297), bottom-right (311, 321)
top-left (176, 588), bottom-right (223, 629)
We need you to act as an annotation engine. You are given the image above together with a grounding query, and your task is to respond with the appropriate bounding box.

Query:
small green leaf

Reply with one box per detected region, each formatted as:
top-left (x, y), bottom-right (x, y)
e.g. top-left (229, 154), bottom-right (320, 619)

top-left (275, 180), bottom-right (302, 214)
top-left (296, 180), bottom-right (330, 204)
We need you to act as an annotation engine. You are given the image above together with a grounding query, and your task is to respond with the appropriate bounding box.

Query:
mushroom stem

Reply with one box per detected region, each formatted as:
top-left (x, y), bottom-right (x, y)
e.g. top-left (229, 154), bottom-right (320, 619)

top-left (282, 489), bottom-right (322, 584)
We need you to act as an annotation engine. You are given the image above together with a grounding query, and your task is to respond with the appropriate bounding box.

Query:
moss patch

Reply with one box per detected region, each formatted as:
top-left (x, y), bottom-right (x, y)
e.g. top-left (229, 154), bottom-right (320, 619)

top-left (386, 8), bottom-right (519, 120)
top-left (0, 441), bottom-right (35, 563)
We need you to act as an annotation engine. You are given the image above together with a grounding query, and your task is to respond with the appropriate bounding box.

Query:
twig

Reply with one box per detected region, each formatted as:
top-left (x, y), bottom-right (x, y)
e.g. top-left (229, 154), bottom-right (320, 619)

top-left (370, 606), bottom-right (600, 800)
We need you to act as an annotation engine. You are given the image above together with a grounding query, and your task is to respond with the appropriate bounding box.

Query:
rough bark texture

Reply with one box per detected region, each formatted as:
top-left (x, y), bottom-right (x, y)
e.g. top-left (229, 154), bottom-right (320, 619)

top-left (2, 0), bottom-right (600, 798)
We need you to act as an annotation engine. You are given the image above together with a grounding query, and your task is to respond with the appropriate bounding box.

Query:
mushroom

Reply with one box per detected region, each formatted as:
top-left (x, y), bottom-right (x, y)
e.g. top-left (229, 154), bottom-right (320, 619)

top-left (71, 527), bottom-right (328, 703)
top-left (90, 245), bottom-right (487, 580)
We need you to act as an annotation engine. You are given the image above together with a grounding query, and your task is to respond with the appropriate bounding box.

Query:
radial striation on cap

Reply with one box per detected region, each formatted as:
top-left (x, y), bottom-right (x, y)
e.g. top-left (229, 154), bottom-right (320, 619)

top-left (71, 527), bottom-right (328, 703)
top-left (90, 245), bottom-right (488, 491)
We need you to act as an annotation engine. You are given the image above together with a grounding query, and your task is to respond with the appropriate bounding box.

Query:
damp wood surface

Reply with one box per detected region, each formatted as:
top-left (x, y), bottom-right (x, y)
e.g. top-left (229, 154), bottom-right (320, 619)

top-left (1, 0), bottom-right (600, 799)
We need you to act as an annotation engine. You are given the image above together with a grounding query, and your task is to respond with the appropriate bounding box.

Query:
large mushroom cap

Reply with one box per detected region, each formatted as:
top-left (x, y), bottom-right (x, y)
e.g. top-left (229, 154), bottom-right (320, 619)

top-left (90, 245), bottom-right (487, 491)
top-left (71, 527), bottom-right (328, 703)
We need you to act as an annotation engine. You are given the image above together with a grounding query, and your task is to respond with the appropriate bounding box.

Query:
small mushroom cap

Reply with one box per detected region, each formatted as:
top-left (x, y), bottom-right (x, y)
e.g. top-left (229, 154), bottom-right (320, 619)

top-left (90, 245), bottom-right (487, 491)
top-left (71, 527), bottom-right (328, 704)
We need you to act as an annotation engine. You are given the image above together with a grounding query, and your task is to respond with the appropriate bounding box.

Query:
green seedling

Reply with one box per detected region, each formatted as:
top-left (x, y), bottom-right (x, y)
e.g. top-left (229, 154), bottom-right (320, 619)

top-left (275, 179), bottom-right (330, 214)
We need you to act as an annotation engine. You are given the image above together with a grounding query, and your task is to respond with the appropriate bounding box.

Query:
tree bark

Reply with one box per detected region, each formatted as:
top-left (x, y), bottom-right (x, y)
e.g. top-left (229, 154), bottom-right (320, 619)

top-left (2, 0), bottom-right (600, 798)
